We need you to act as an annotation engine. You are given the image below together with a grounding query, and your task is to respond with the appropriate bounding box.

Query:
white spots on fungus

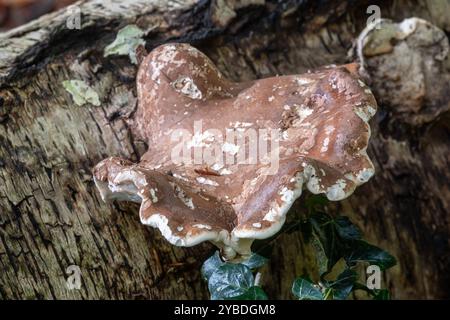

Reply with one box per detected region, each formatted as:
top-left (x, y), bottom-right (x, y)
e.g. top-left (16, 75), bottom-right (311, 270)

top-left (172, 173), bottom-right (189, 182)
top-left (141, 214), bottom-right (184, 246)
top-left (354, 105), bottom-right (376, 122)
top-left (171, 76), bottom-right (203, 100)
top-left (187, 130), bottom-right (215, 148)
top-left (279, 187), bottom-right (295, 203)
top-left (320, 125), bottom-right (335, 153)
top-left (171, 182), bottom-right (195, 210)
top-left (149, 188), bottom-right (158, 203)
top-left (150, 44), bottom-right (180, 84)
top-left (196, 176), bottom-right (219, 186)
top-left (295, 77), bottom-right (314, 86)
top-left (263, 208), bottom-right (279, 222)
top-left (220, 168), bottom-right (233, 175)
top-left (231, 121), bottom-right (253, 128)
top-left (211, 163), bottom-right (224, 171)
top-left (326, 179), bottom-right (347, 201)
top-left (222, 142), bottom-right (240, 155)
top-left (321, 137), bottom-right (330, 153)
top-left (356, 167), bottom-right (375, 183)
top-left (303, 165), bottom-right (321, 194)
top-left (193, 224), bottom-right (212, 230)
top-left (295, 104), bottom-right (314, 123)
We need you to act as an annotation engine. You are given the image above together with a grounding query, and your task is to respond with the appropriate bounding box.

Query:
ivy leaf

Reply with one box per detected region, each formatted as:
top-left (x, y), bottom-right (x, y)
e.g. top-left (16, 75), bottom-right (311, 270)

top-left (62, 80), bottom-right (101, 107)
top-left (304, 195), bottom-right (328, 214)
top-left (104, 25), bottom-right (146, 64)
top-left (292, 277), bottom-right (323, 300)
top-left (310, 213), bottom-right (341, 269)
top-left (334, 216), bottom-right (362, 240)
top-left (208, 264), bottom-right (254, 300)
top-left (251, 238), bottom-right (274, 259)
top-left (226, 286), bottom-right (268, 300)
top-left (353, 283), bottom-right (391, 300)
top-left (372, 289), bottom-right (390, 300)
top-left (345, 241), bottom-right (396, 270)
top-left (201, 251), bottom-right (224, 281)
top-left (311, 233), bottom-right (328, 275)
top-left (241, 253), bottom-right (268, 270)
top-left (328, 269), bottom-right (357, 300)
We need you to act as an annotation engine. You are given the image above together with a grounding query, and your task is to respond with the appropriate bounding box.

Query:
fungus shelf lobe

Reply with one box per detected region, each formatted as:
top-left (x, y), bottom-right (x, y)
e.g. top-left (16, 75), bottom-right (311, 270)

top-left (93, 43), bottom-right (378, 261)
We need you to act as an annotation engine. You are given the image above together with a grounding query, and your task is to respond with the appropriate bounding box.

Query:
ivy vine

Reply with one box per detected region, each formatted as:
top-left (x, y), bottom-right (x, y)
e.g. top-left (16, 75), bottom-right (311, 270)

top-left (201, 195), bottom-right (396, 300)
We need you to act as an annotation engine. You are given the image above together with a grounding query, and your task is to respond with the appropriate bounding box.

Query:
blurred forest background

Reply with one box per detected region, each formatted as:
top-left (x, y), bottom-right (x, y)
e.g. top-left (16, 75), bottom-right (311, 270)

top-left (0, 0), bottom-right (75, 30)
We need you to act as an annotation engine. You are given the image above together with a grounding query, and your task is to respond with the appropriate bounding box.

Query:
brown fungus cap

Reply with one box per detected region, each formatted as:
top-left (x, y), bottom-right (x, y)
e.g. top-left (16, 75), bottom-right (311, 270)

top-left (93, 43), bottom-right (377, 261)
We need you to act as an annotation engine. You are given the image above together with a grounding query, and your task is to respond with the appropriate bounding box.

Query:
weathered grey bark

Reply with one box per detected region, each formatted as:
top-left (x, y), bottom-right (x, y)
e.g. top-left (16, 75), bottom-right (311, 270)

top-left (0, 0), bottom-right (448, 299)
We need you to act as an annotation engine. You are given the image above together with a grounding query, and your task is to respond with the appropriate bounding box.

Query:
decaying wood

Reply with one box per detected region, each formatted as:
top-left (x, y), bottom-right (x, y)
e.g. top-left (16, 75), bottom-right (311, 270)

top-left (0, 0), bottom-right (449, 299)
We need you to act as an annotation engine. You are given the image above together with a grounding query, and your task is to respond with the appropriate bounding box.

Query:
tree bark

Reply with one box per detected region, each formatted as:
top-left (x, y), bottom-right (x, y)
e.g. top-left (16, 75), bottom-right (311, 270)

top-left (0, 0), bottom-right (448, 299)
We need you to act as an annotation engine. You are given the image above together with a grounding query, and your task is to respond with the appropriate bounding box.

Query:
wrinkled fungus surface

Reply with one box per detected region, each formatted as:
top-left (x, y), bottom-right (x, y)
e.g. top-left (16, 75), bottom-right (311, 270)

top-left (94, 43), bottom-right (377, 260)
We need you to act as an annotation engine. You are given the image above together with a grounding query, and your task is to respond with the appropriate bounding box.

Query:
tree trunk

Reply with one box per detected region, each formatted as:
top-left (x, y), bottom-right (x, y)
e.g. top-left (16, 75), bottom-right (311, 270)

top-left (0, 0), bottom-right (448, 299)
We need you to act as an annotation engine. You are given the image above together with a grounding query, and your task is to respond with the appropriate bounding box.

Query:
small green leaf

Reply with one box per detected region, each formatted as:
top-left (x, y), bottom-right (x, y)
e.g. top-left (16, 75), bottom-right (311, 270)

top-left (345, 240), bottom-right (396, 270)
top-left (304, 195), bottom-right (328, 213)
top-left (63, 80), bottom-right (101, 106)
top-left (373, 289), bottom-right (390, 300)
top-left (328, 269), bottom-right (357, 300)
top-left (241, 253), bottom-right (268, 270)
top-left (208, 264), bottom-right (254, 300)
top-left (226, 286), bottom-right (268, 300)
top-left (292, 277), bottom-right (323, 300)
top-left (310, 213), bottom-right (341, 269)
top-left (311, 233), bottom-right (328, 275)
top-left (353, 283), bottom-right (391, 300)
top-left (104, 25), bottom-right (145, 64)
top-left (334, 216), bottom-right (362, 240)
top-left (201, 251), bottom-right (224, 281)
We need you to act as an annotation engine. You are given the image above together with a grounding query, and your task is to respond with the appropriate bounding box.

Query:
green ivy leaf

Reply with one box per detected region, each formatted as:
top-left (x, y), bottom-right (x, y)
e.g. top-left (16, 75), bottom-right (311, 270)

top-left (304, 195), bottom-right (328, 214)
top-left (310, 213), bottom-right (341, 269)
top-left (353, 283), bottom-right (391, 300)
top-left (311, 233), bottom-right (328, 275)
top-left (372, 289), bottom-right (390, 300)
top-left (226, 286), bottom-right (268, 300)
top-left (241, 253), bottom-right (268, 270)
top-left (62, 80), bottom-right (101, 107)
top-left (345, 240), bottom-right (396, 270)
top-left (334, 216), bottom-right (362, 240)
top-left (292, 277), bottom-right (323, 300)
top-left (328, 269), bottom-right (357, 300)
top-left (208, 264), bottom-right (254, 300)
top-left (104, 25), bottom-right (146, 64)
top-left (201, 251), bottom-right (224, 281)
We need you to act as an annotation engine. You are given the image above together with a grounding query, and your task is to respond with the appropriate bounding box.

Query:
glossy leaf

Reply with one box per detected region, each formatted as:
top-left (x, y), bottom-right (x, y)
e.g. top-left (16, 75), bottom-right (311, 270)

top-left (304, 195), bottom-right (329, 214)
top-left (292, 277), bottom-right (323, 300)
top-left (201, 251), bottom-right (224, 281)
top-left (311, 233), bottom-right (328, 275)
top-left (345, 241), bottom-right (397, 270)
top-left (208, 264), bottom-right (254, 300)
top-left (373, 289), bottom-right (390, 300)
top-left (241, 253), bottom-right (269, 270)
top-left (334, 216), bottom-right (362, 240)
top-left (226, 286), bottom-right (268, 300)
top-left (328, 269), bottom-right (357, 300)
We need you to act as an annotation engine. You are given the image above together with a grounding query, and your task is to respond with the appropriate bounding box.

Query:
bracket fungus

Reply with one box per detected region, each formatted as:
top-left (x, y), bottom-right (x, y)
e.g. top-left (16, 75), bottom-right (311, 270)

top-left (353, 17), bottom-right (450, 125)
top-left (94, 43), bottom-right (377, 261)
